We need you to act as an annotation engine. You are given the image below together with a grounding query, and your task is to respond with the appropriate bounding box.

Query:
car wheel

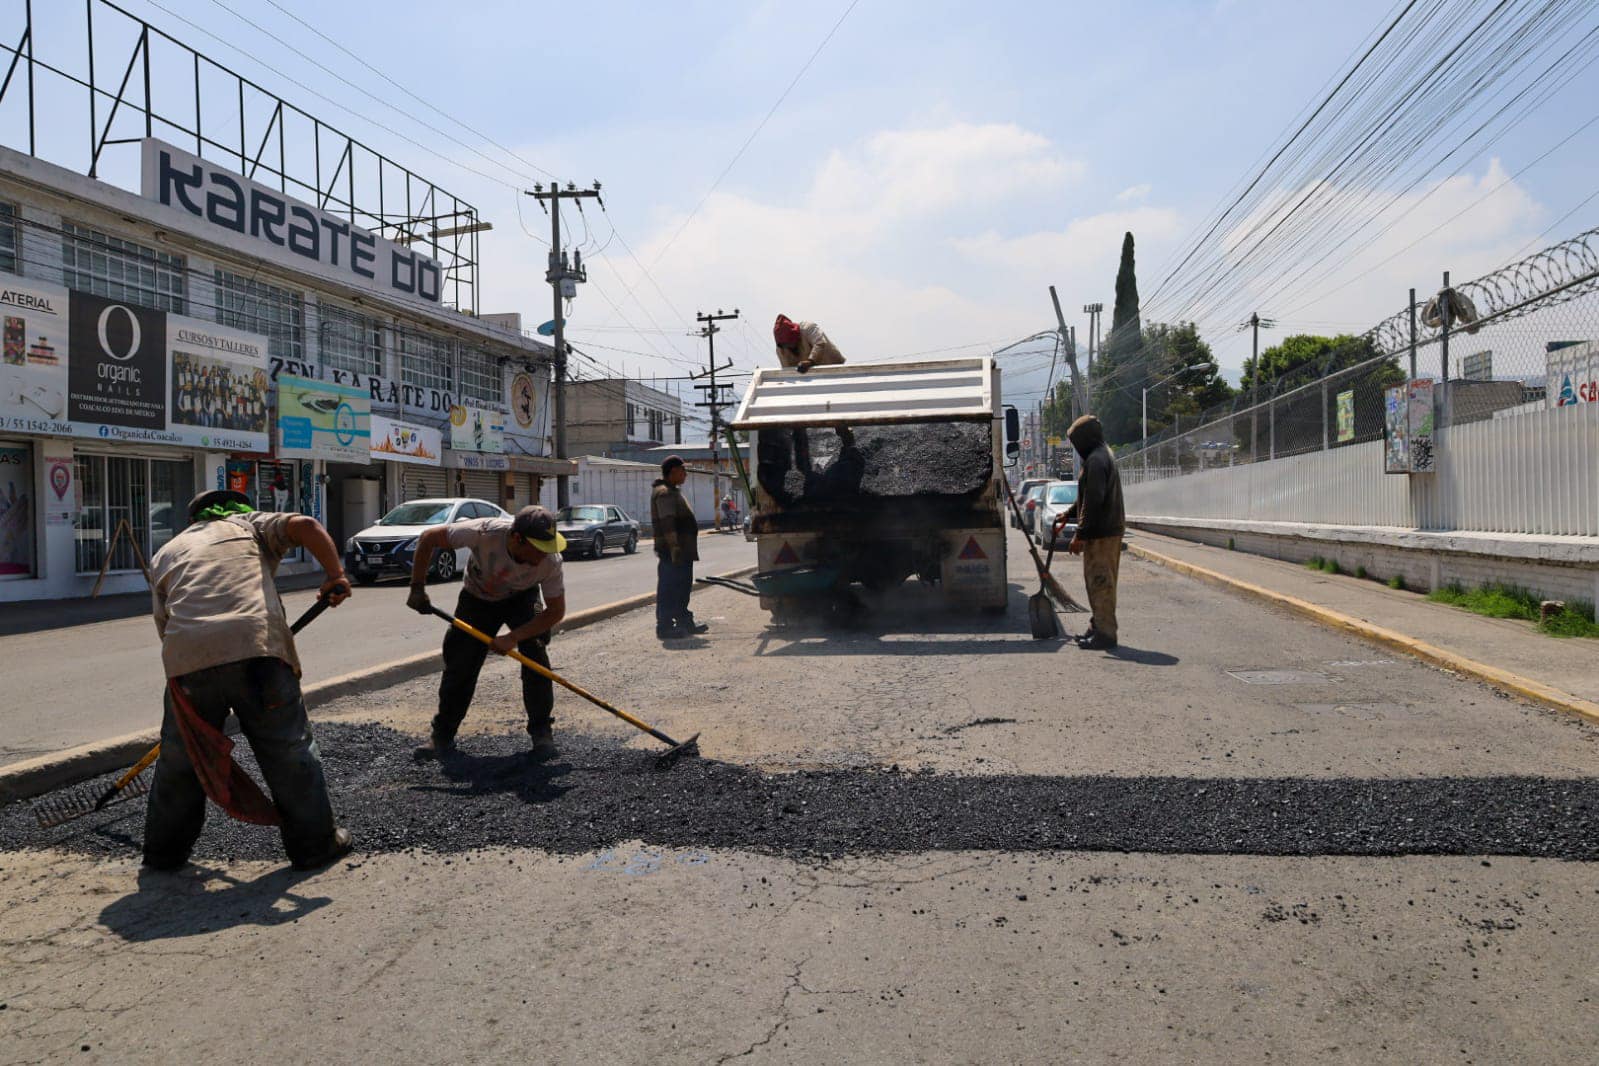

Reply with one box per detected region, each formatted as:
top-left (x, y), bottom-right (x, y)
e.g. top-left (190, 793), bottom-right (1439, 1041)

top-left (591, 531), bottom-right (605, 559)
top-left (624, 531), bottom-right (639, 554)
top-left (430, 549), bottom-right (456, 582)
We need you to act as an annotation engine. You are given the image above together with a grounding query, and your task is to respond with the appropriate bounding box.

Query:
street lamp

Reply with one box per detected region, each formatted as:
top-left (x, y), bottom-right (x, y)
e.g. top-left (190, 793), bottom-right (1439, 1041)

top-left (1142, 362), bottom-right (1208, 477)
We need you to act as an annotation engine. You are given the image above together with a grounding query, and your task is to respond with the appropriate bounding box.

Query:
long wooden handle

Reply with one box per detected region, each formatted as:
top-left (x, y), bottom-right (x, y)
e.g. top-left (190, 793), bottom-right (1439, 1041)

top-left (429, 607), bottom-right (684, 747)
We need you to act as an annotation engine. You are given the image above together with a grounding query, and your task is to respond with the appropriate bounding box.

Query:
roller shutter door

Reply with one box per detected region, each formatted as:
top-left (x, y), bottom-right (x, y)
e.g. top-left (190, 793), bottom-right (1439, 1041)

top-left (398, 465), bottom-right (449, 501)
top-left (458, 469), bottom-right (503, 509)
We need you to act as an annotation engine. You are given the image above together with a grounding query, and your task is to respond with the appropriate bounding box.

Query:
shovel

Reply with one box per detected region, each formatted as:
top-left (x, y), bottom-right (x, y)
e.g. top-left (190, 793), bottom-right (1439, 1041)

top-left (426, 606), bottom-right (700, 769)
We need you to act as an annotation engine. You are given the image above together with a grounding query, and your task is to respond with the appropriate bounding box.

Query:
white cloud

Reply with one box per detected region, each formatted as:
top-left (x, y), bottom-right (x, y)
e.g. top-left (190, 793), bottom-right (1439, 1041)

top-left (572, 121), bottom-right (1176, 389)
top-left (1115, 183), bottom-right (1152, 203)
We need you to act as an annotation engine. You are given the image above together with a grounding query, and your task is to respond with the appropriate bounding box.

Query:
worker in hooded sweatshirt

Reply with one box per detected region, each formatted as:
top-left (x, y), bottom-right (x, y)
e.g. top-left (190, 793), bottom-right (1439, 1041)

top-left (773, 314), bottom-right (845, 373)
top-left (1054, 414), bottom-right (1126, 650)
top-left (143, 489), bottom-right (353, 872)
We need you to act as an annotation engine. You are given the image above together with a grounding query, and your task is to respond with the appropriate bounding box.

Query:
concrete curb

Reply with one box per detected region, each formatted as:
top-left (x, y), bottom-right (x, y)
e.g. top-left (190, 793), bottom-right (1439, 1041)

top-left (0, 563), bottom-right (759, 805)
top-left (1127, 542), bottom-right (1599, 727)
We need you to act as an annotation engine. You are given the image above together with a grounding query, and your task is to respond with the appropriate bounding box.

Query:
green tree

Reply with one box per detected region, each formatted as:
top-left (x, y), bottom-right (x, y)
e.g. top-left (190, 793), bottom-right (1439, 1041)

top-left (1090, 232), bottom-right (1146, 444)
top-left (1139, 321), bottom-right (1232, 434)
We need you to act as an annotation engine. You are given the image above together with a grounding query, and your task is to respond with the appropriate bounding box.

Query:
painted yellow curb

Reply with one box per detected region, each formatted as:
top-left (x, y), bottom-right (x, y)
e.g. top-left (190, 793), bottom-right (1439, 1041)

top-left (1127, 542), bottom-right (1599, 727)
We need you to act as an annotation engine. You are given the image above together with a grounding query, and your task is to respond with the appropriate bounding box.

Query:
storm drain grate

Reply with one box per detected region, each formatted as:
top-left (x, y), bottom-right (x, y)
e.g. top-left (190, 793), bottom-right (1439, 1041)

top-left (1227, 669), bottom-right (1335, 686)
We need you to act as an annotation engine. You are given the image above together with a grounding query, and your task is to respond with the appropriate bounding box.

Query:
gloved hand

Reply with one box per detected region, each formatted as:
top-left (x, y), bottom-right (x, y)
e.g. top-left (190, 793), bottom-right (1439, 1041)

top-left (406, 584), bottom-right (432, 615)
top-left (796, 359), bottom-right (814, 374)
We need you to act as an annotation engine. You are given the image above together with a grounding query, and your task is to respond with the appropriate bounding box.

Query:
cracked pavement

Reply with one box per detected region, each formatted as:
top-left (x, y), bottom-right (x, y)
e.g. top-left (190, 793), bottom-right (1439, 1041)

top-left (3, 532), bottom-right (1598, 1063)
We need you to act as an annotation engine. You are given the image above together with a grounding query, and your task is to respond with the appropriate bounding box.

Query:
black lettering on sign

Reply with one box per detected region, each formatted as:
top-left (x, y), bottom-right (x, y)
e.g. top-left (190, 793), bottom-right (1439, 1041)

top-left (206, 173), bottom-right (246, 233)
top-left (391, 250), bottom-right (416, 295)
top-left (157, 150), bottom-right (204, 215)
top-left (418, 260), bottom-right (442, 303)
top-left (319, 217), bottom-right (350, 267)
top-left (288, 206), bottom-right (319, 258)
top-left (351, 230), bottom-right (376, 279)
top-left (250, 190), bottom-right (286, 246)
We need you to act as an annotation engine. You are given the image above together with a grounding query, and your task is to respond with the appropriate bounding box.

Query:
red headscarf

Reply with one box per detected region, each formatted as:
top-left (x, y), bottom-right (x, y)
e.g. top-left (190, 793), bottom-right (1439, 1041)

top-left (773, 314), bottom-right (801, 349)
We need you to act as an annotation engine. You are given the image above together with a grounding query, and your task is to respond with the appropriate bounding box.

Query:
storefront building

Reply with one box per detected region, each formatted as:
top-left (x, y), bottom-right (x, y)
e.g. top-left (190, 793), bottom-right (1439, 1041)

top-left (0, 142), bottom-right (555, 603)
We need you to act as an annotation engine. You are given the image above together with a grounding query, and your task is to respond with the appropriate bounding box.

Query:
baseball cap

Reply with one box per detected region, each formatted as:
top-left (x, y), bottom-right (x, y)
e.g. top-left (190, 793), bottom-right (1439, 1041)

top-left (511, 505), bottom-right (566, 554)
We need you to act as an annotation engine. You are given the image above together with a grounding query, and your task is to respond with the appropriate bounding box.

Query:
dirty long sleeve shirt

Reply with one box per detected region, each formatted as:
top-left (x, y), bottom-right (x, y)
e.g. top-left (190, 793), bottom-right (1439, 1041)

top-left (651, 483), bottom-right (700, 563)
top-left (775, 321), bottom-right (845, 369)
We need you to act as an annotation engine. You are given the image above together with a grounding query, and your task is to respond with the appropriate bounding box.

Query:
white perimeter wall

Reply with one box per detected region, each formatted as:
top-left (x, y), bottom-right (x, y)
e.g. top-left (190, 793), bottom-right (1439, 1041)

top-left (1125, 401), bottom-right (1599, 537)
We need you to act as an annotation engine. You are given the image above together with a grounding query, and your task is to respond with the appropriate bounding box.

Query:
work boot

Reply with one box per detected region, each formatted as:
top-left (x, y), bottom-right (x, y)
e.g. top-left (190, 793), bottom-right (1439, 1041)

top-left (292, 827), bottom-right (354, 871)
top-left (657, 624), bottom-right (689, 640)
top-left (684, 619), bottom-right (709, 635)
top-left (141, 851), bottom-right (189, 873)
top-left (529, 722), bottom-right (558, 760)
top-left (412, 732), bottom-right (456, 760)
top-left (1077, 632), bottom-right (1118, 651)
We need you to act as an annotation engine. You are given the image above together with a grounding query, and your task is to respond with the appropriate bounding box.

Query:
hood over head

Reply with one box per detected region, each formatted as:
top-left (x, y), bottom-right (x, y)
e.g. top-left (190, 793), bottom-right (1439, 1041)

top-left (1067, 414), bottom-right (1105, 459)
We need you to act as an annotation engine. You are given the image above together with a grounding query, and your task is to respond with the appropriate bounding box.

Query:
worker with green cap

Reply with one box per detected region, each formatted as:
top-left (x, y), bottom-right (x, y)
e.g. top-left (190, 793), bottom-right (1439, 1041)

top-left (407, 505), bottom-right (568, 759)
top-left (143, 489), bottom-right (353, 872)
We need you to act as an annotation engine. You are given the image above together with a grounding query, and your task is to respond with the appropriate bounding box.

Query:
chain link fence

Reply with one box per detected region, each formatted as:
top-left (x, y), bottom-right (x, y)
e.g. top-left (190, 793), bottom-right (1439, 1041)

top-left (1120, 225), bottom-right (1599, 488)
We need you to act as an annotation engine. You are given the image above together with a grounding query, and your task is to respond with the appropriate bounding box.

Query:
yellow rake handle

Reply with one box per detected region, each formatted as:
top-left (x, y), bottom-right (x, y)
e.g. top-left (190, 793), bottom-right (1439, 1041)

top-left (431, 608), bottom-right (686, 747)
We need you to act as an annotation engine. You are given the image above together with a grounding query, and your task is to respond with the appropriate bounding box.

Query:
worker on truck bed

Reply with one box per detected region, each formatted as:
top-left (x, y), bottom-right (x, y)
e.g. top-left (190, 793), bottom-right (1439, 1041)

top-left (406, 506), bottom-right (568, 760)
top-left (143, 490), bottom-right (353, 872)
top-left (1054, 414), bottom-right (1126, 651)
top-left (773, 314), bottom-right (845, 373)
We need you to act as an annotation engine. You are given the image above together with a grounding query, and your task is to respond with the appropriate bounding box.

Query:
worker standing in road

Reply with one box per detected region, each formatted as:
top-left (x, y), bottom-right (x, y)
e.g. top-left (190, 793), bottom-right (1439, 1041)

top-left (1057, 414), bottom-right (1126, 650)
top-left (406, 506), bottom-right (568, 760)
top-left (143, 490), bottom-right (353, 872)
top-left (652, 455), bottom-right (706, 640)
top-left (773, 314), bottom-right (845, 373)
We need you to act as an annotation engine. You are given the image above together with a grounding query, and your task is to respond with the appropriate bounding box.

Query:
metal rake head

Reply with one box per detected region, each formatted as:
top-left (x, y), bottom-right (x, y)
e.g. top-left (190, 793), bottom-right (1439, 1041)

top-left (32, 770), bottom-right (153, 829)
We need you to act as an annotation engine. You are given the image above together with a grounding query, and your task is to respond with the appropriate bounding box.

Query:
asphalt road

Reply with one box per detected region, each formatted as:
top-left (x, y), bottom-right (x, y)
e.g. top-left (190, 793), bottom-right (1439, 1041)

top-left (5, 527), bottom-right (1597, 1062)
top-left (0, 531), bottom-right (753, 766)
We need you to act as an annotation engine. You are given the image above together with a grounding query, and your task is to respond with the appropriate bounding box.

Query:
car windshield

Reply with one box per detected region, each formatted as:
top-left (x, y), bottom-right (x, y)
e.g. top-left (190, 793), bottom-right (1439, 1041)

top-left (1048, 484), bottom-right (1078, 504)
top-left (378, 502), bottom-right (452, 526)
top-left (558, 506), bottom-right (605, 522)
top-left (1025, 485), bottom-right (1046, 500)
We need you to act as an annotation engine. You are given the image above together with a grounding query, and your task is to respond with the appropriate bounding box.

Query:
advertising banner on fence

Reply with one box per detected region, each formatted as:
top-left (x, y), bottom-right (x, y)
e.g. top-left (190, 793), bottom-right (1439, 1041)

top-left (277, 374), bottom-right (370, 462)
top-left (0, 273), bottom-right (270, 450)
top-left (449, 403), bottom-right (505, 453)
top-left (371, 414), bottom-right (442, 467)
top-left (1547, 339), bottom-right (1599, 407)
top-left (1384, 379), bottom-right (1436, 474)
top-left (1336, 390), bottom-right (1355, 443)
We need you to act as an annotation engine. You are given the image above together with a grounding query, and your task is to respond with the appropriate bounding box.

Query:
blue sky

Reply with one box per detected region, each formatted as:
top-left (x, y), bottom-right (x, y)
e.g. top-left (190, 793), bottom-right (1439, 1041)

top-left (39, 1), bottom-right (1599, 409)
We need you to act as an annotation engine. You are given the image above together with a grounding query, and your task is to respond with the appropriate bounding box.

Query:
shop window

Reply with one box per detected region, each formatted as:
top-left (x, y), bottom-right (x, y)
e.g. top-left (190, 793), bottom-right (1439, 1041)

top-left (626, 403), bottom-right (637, 435)
top-left (401, 331), bottom-right (452, 394)
top-left (215, 270), bottom-right (305, 362)
top-left (318, 304), bottom-right (384, 376)
top-left (61, 222), bottom-right (185, 313)
top-left (457, 346), bottom-right (500, 404)
top-left (74, 455), bottom-right (193, 574)
top-left (0, 439), bottom-right (34, 579)
top-left (0, 204), bottom-right (17, 276)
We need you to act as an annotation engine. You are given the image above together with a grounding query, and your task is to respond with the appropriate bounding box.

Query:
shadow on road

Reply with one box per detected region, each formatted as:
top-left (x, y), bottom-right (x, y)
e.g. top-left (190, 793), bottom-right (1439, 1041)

top-left (1102, 645), bottom-right (1180, 666)
top-left (99, 864), bottom-right (331, 942)
top-left (417, 748), bottom-right (575, 804)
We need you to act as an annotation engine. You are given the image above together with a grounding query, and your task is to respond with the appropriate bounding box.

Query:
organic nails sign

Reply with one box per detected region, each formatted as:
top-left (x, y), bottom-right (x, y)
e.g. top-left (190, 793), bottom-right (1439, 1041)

top-left (142, 138), bottom-right (444, 304)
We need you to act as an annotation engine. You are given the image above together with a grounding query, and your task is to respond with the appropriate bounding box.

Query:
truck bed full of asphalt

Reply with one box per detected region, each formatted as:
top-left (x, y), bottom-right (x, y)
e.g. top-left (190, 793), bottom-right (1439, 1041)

top-left (2, 722), bottom-right (1596, 863)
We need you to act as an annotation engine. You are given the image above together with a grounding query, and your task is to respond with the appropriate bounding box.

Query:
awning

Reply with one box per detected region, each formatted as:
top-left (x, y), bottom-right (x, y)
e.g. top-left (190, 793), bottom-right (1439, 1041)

top-left (508, 454), bottom-right (578, 476)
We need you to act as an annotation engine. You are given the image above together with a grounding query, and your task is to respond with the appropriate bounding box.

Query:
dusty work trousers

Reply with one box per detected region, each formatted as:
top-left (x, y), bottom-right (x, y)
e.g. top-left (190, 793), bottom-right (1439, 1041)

top-left (143, 657), bottom-right (338, 868)
top-left (1082, 535), bottom-right (1122, 642)
top-left (434, 588), bottom-right (555, 742)
top-left (655, 557), bottom-right (696, 632)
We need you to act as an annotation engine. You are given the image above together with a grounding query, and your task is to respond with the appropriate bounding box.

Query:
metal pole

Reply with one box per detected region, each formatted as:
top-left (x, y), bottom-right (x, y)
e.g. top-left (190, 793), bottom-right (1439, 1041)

top-left (1438, 270), bottom-right (1451, 430)
top-left (1250, 312), bottom-right (1259, 461)
top-left (708, 323), bottom-right (720, 523)
top-left (1407, 287), bottom-right (1418, 382)
top-left (1141, 386), bottom-right (1148, 479)
top-left (551, 199), bottom-right (568, 509)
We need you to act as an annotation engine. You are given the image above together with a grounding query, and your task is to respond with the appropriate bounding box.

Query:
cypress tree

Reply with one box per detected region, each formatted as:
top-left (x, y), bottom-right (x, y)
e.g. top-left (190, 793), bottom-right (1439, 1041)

top-left (1092, 232), bottom-right (1146, 444)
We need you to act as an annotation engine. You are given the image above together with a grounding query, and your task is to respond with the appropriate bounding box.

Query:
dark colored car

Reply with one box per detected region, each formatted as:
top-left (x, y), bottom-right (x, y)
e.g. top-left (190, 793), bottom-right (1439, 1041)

top-left (556, 504), bottom-right (641, 559)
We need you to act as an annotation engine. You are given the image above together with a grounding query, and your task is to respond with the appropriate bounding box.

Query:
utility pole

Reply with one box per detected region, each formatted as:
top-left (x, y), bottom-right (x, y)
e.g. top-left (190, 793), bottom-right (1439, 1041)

top-left (526, 181), bottom-right (603, 508)
top-left (694, 308), bottom-right (740, 526)
top-left (1048, 286), bottom-right (1089, 419)
top-left (1082, 302), bottom-right (1103, 378)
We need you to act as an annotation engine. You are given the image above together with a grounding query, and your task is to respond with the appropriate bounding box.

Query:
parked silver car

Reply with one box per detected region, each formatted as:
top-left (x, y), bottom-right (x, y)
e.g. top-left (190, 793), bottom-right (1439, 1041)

top-left (556, 504), bottom-right (641, 559)
top-left (1034, 481), bottom-right (1080, 548)
top-left (1010, 477), bottom-right (1050, 529)
top-left (1020, 481), bottom-right (1049, 536)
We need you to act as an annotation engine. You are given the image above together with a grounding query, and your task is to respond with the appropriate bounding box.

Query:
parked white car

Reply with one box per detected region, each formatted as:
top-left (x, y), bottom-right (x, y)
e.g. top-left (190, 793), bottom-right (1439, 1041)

top-left (344, 497), bottom-right (508, 584)
top-left (1034, 481), bottom-right (1080, 549)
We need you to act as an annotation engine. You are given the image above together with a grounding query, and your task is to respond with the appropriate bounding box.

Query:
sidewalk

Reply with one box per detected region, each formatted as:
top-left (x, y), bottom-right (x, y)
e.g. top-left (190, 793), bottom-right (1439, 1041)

top-left (1128, 528), bottom-right (1599, 715)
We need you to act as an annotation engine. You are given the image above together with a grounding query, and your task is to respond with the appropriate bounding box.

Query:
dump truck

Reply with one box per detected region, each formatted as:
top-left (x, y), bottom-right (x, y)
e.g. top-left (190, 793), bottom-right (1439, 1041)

top-left (728, 356), bottom-right (1020, 619)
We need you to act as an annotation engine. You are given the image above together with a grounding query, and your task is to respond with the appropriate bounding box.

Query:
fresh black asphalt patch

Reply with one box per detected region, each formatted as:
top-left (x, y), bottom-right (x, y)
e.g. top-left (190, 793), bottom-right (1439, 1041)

top-left (2, 721), bottom-right (1596, 862)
